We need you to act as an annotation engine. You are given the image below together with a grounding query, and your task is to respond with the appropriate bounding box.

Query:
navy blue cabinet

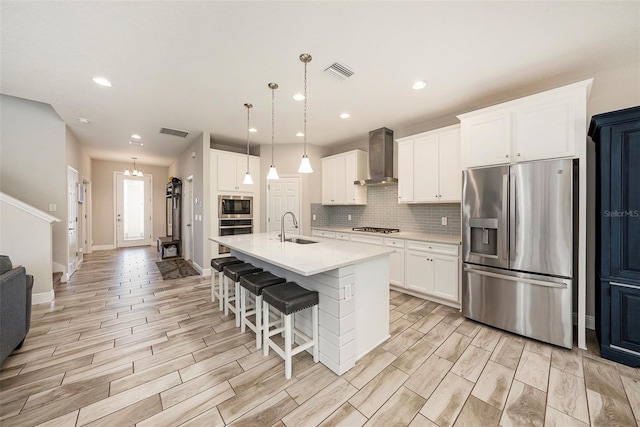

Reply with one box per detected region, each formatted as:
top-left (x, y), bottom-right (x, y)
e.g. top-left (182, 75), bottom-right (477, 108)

top-left (589, 106), bottom-right (640, 367)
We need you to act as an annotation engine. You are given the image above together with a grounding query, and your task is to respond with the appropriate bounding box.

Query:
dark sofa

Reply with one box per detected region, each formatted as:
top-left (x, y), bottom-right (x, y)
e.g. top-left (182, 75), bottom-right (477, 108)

top-left (1, 255), bottom-right (33, 365)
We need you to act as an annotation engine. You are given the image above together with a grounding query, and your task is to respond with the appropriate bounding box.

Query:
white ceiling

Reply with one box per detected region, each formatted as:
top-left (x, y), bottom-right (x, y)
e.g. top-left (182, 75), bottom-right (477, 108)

top-left (1, 1), bottom-right (638, 166)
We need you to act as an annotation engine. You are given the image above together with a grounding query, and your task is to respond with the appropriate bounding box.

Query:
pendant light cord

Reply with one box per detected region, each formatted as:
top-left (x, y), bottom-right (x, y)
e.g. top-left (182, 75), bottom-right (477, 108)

top-left (271, 86), bottom-right (275, 164)
top-left (245, 104), bottom-right (251, 172)
top-left (303, 59), bottom-right (308, 156)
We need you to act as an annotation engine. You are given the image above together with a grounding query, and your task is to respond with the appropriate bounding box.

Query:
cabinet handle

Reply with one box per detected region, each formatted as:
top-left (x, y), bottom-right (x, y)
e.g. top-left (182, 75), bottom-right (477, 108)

top-left (517, 153), bottom-right (521, 157)
top-left (505, 154), bottom-right (509, 158)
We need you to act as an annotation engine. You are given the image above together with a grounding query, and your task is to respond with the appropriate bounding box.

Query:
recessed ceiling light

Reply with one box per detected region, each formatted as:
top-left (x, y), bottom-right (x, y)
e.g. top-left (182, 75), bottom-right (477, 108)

top-left (129, 141), bottom-right (144, 146)
top-left (340, 113), bottom-right (351, 119)
top-left (296, 132), bottom-right (304, 137)
top-left (131, 134), bottom-right (141, 139)
top-left (248, 128), bottom-right (257, 133)
top-left (412, 80), bottom-right (427, 90)
top-left (92, 77), bottom-right (112, 87)
top-left (78, 117), bottom-right (90, 124)
top-left (293, 93), bottom-right (305, 101)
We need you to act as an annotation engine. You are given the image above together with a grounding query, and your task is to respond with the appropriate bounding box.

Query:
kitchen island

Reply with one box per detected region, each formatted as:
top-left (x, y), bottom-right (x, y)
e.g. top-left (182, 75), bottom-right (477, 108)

top-left (210, 233), bottom-right (393, 375)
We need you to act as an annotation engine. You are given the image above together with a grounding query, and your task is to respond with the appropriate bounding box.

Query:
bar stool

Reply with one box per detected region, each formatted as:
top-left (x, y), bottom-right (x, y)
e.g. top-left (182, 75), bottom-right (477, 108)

top-left (262, 282), bottom-right (319, 379)
top-left (223, 263), bottom-right (262, 327)
top-left (210, 257), bottom-right (243, 311)
top-left (239, 271), bottom-right (286, 349)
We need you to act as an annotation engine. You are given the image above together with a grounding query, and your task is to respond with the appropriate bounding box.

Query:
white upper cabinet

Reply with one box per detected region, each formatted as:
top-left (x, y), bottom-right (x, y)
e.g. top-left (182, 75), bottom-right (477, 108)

top-left (216, 151), bottom-right (260, 193)
top-left (321, 150), bottom-right (367, 205)
top-left (397, 124), bottom-right (461, 203)
top-left (459, 79), bottom-right (592, 168)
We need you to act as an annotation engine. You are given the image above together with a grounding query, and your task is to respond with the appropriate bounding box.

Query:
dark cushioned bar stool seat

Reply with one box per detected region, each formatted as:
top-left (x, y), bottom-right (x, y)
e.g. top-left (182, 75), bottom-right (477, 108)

top-left (223, 263), bottom-right (262, 327)
top-left (262, 282), bottom-right (319, 379)
top-left (210, 257), bottom-right (243, 311)
top-left (239, 271), bottom-right (286, 349)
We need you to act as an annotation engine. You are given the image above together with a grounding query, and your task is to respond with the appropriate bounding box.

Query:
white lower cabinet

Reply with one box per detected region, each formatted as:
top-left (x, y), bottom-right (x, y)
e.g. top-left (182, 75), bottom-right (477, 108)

top-left (311, 229), bottom-right (460, 305)
top-left (385, 238), bottom-right (405, 287)
top-left (405, 240), bottom-right (459, 304)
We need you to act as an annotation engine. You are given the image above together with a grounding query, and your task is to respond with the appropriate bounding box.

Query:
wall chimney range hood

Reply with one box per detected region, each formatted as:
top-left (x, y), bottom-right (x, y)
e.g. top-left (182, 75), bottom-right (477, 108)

top-left (355, 127), bottom-right (398, 185)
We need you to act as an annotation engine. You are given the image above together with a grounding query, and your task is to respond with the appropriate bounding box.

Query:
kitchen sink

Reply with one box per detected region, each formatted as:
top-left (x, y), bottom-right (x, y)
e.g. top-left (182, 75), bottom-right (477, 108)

top-left (285, 237), bottom-right (318, 244)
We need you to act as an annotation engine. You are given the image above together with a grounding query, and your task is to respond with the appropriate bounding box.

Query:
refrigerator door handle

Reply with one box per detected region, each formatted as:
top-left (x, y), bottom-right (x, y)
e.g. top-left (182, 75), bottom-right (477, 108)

top-left (509, 172), bottom-right (516, 261)
top-left (502, 174), bottom-right (509, 260)
top-left (463, 267), bottom-right (568, 289)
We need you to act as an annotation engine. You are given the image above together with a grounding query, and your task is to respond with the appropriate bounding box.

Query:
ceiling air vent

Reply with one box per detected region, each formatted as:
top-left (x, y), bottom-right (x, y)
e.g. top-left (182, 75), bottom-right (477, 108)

top-left (160, 127), bottom-right (189, 138)
top-left (324, 62), bottom-right (354, 81)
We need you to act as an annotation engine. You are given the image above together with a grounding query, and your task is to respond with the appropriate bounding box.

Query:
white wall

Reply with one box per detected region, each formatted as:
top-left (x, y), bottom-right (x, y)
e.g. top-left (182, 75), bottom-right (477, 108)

top-left (170, 132), bottom-right (210, 273)
top-left (0, 201), bottom-right (57, 301)
top-left (0, 95), bottom-right (68, 275)
top-left (91, 159), bottom-right (169, 248)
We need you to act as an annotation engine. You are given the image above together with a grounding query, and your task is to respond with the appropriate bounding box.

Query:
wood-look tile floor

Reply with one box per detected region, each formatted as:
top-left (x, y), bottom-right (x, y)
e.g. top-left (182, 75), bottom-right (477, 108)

top-left (1, 247), bottom-right (639, 427)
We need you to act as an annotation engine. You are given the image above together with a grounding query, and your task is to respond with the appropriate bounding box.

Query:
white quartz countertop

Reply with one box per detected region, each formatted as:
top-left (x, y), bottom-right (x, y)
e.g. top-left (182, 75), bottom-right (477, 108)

top-left (311, 226), bottom-right (462, 245)
top-left (210, 233), bottom-right (393, 276)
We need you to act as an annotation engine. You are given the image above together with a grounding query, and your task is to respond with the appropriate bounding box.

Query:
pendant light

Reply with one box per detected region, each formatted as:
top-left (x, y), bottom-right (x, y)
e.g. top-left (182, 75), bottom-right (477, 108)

top-left (266, 83), bottom-right (280, 180)
top-left (124, 157), bottom-right (142, 176)
top-left (298, 53), bottom-right (313, 173)
top-left (242, 103), bottom-right (254, 185)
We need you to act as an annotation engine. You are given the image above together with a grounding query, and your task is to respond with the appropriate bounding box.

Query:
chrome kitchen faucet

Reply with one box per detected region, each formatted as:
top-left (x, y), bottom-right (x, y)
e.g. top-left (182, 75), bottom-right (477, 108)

top-left (280, 211), bottom-right (299, 242)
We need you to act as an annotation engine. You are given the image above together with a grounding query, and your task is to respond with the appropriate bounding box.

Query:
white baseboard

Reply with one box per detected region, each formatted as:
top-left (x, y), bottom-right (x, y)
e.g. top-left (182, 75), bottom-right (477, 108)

top-left (573, 312), bottom-right (595, 330)
top-left (93, 244), bottom-right (116, 251)
top-left (32, 289), bottom-right (55, 305)
top-left (192, 262), bottom-right (210, 277)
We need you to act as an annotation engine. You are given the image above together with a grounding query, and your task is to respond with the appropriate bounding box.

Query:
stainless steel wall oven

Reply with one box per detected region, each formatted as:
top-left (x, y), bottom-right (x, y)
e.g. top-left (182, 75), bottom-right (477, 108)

top-left (218, 195), bottom-right (253, 254)
top-left (219, 195), bottom-right (252, 218)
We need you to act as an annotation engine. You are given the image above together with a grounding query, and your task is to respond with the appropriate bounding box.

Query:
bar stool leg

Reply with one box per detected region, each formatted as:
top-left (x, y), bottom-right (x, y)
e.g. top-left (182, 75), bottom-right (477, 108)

top-left (234, 282), bottom-right (241, 327)
top-left (312, 305), bottom-right (319, 363)
top-left (223, 276), bottom-right (229, 316)
top-left (263, 300), bottom-right (270, 356)
top-left (255, 295), bottom-right (262, 349)
top-left (218, 271), bottom-right (224, 311)
top-left (240, 287), bottom-right (246, 333)
top-left (284, 314), bottom-right (292, 380)
top-left (211, 273), bottom-right (216, 303)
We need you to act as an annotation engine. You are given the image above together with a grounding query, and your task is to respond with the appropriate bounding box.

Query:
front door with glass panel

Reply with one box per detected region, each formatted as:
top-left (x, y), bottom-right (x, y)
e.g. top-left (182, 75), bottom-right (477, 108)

top-left (116, 173), bottom-right (152, 247)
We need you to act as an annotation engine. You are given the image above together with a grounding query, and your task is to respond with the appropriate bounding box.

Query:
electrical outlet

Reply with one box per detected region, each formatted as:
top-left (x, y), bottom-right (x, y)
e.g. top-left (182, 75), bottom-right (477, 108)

top-left (48, 203), bottom-right (57, 212)
top-left (441, 217), bottom-right (447, 226)
top-left (348, 215), bottom-right (352, 221)
top-left (313, 214), bottom-right (317, 221)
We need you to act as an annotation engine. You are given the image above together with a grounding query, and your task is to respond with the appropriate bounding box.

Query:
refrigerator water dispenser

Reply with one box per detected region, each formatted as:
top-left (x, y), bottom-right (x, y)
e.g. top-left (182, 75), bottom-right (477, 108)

top-left (469, 218), bottom-right (498, 258)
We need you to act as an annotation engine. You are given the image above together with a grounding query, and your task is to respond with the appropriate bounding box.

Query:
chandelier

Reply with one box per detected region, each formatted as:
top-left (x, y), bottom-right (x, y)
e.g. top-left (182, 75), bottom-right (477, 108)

top-left (124, 157), bottom-right (142, 176)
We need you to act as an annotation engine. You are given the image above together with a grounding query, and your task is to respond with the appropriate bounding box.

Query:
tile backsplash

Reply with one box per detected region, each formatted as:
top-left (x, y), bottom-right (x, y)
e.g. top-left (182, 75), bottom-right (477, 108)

top-left (311, 185), bottom-right (461, 236)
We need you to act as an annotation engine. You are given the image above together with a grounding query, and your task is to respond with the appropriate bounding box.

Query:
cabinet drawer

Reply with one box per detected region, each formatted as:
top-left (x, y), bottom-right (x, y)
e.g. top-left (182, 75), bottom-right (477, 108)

top-left (336, 232), bottom-right (351, 241)
top-left (349, 234), bottom-right (384, 246)
top-left (385, 238), bottom-right (405, 248)
top-left (406, 240), bottom-right (458, 256)
top-left (311, 229), bottom-right (336, 239)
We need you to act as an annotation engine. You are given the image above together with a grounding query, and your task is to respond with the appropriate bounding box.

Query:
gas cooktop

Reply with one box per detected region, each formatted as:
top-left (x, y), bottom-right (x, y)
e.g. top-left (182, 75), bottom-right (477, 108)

top-left (352, 227), bottom-right (400, 234)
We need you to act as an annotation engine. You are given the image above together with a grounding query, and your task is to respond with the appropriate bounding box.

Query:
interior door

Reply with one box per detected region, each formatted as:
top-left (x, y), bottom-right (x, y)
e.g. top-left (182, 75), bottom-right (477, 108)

top-left (68, 166), bottom-right (78, 277)
top-left (116, 173), bottom-right (152, 248)
top-left (267, 177), bottom-right (301, 239)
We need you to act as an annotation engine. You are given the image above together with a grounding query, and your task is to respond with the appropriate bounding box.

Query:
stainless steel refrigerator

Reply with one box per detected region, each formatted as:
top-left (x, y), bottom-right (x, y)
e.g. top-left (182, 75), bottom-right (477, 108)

top-left (462, 159), bottom-right (576, 348)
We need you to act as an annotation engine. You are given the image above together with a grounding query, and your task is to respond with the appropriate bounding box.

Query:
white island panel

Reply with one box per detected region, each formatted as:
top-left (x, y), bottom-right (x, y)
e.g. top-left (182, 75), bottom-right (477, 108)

top-left (211, 233), bottom-right (391, 375)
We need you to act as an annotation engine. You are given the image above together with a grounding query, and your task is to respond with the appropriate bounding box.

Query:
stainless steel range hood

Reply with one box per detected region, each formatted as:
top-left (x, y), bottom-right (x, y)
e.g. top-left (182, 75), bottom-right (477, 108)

top-left (354, 127), bottom-right (398, 185)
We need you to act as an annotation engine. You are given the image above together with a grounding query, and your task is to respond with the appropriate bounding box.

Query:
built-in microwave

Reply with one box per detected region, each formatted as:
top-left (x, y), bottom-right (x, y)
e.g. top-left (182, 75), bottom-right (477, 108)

top-left (218, 195), bottom-right (252, 219)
